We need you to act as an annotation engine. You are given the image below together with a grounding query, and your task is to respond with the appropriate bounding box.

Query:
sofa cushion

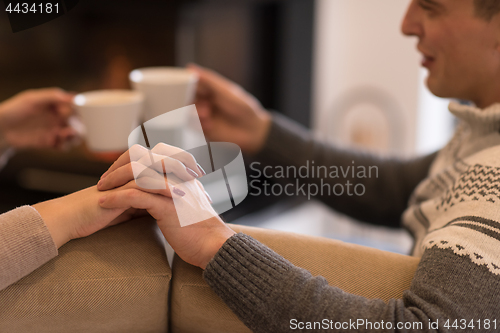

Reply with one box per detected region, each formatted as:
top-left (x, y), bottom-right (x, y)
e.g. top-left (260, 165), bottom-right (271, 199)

top-left (170, 224), bottom-right (420, 333)
top-left (0, 216), bottom-right (171, 333)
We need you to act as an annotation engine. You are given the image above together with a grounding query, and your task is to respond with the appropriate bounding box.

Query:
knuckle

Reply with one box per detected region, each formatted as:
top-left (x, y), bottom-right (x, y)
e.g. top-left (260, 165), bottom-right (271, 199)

top-left (172, 160), bottom-right (186, 172)
top-left (130, 161), bottom-right (142, 170)
top-left (125, 189), bottom-right (139, 200)
top-left (130, 144), bottom-right (146, 156)
top-left (130, 162), bottom-right (142, 178)
top-left (103, 172), bottom-right (114, 184)
top-left (152, 142), bottom-right (169, 152)
top-left (186, 152), bottom-right (197, 163)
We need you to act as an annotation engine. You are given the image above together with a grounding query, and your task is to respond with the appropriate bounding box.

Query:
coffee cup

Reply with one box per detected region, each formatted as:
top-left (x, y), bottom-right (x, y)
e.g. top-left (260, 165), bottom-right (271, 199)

top-left (129, 67), bottom-right (198, 124)
top-left (73, 90), bottom-right (143, 152)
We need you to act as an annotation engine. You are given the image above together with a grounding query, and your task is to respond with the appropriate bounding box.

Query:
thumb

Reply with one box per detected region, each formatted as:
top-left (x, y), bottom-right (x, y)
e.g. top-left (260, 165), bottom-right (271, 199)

top-left (99, 188), bottom-right (178, 223)
top-left (99, 189), bottom-right (151, 210)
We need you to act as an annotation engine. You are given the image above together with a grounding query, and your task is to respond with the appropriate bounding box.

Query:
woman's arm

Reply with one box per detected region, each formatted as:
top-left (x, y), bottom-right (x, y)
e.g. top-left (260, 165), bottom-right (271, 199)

top-left (0, 143), bottom-right (204, 291)
top-left (0, 206), bottom-right (57, 291)
top-left (0, 186), bottom-right (139, 291)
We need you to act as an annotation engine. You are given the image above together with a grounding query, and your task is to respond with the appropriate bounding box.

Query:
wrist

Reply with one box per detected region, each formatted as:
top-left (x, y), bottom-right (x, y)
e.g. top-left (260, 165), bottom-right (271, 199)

top-left (0, 107), bottom-right (8, 152)
top-left (199, 226), bottom-right (236, 269)
top-left (33, 198), bottom-right (73, 248)
top-left (0, 130), bottom-right (11, 157)
top-left (247, 110), bottom-right (272, 155)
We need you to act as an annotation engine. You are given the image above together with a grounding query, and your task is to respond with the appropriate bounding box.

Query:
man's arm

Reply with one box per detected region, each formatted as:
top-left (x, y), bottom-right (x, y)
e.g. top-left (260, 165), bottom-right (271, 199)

top-left (255, 113), bottom-right (438, 228)
top-left (188, 65), bottom-right (437, 228)
top-left (98, 148), bottom-right (495, 332)
top-left (204, 233), bottom-right (496, 332)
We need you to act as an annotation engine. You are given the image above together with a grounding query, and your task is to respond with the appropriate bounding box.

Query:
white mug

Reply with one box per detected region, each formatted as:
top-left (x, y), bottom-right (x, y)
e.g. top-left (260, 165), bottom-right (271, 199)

top-left (129, 67), bottom-right (198, 125)
top-left (73, 90), bottom-right (143, 152)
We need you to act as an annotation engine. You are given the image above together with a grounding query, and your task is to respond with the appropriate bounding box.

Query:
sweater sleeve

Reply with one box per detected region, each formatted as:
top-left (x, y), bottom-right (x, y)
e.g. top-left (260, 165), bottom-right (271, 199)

top-left (204, 233), bottom-right (498, 333)
top-left (254, 113), bottom-right (437, 228)
top-left (0, 206), bottom-right (58, 291)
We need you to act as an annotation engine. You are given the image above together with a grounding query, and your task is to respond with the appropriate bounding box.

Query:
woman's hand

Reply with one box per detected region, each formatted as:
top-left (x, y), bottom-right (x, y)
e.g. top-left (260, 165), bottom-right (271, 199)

top-left (97, 143), bottom-right (208, 199)
top-left (0, 88), bottom-right (79, 149)
top-left (33, 186), bottom-right (144, 249)
top-left (98, 143), bottom-right (233, 269)
top-left (188, 64), bottom-right (272, 155)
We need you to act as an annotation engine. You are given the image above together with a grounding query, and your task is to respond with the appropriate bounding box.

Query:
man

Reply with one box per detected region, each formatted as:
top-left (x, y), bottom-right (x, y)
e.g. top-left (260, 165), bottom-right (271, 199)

top-left (98, 0), bottom-right (500, 331)
top-left (97, 0), bottom-right (500, 331)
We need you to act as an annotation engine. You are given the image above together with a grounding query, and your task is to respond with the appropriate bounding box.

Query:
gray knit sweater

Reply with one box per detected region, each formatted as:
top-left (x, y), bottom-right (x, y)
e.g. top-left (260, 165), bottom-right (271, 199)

top-left (203, 102), bottom-right (500, 332)
top-left (2, 102), bottom-right (500, 332)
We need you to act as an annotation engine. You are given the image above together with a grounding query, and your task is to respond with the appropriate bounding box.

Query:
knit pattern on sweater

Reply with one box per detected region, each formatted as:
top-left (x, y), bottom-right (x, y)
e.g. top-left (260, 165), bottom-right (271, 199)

top-left (405, 102), bottom-right (500, 276)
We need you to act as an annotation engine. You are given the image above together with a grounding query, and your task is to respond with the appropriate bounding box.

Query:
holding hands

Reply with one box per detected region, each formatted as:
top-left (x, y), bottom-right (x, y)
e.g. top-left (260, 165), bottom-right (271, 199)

top-left (34, 142), bottom-right (234, 270)
top-left (24, 66), bottom-right (273, 269)
top-left (90, 64), bottom-right (277, 268)
top-left (97, 143), bottom-right (235, 269)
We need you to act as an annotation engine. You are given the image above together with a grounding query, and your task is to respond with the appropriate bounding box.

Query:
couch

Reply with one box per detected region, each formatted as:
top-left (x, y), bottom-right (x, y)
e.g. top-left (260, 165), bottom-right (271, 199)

top-left (0, 217), bottom-right (420, 332)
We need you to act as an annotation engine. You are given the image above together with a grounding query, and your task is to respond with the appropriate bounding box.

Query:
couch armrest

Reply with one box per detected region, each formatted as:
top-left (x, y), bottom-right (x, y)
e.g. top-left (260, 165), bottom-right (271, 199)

top-left (0, 216), bottom-right (171, 333)
top-left (170, 224), bottom-right (420, 333)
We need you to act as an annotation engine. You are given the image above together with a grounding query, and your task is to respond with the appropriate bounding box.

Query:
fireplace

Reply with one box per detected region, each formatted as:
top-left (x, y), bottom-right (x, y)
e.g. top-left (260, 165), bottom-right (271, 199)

top-left (0, 0), bottom-right (316, 218)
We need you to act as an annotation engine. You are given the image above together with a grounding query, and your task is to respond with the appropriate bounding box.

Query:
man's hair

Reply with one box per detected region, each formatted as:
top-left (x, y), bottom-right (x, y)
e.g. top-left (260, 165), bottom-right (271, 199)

top-left (475, 0), bottom-right (500, 20)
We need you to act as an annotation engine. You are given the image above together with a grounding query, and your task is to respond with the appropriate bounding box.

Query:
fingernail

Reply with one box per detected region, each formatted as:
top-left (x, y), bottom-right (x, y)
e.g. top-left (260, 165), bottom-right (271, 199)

top-left (197, 163), bottom-right (207, 176)
top-left (100, 171), bottom-right (109, 180)
top-left (205, 191), bottom-right (213, 204)
top-left (97, 180), bottom-right (103, 188)
top-left (173, 187), bottom-right (186, 197)
top-left (186, 167), bottom-right (199, 178)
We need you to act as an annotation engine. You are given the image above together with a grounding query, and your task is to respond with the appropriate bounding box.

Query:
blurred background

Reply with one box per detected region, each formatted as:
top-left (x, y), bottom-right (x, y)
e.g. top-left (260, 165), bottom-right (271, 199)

top-left (0, 0), bottom-right (456, 253)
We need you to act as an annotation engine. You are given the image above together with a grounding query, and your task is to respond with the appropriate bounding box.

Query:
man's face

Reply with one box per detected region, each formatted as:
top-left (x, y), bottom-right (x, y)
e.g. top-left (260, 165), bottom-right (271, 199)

top-left (402, 0), bottom-right (500, 108)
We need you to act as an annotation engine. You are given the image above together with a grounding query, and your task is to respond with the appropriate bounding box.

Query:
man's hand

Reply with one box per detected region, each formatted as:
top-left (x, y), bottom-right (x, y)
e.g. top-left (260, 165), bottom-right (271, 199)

top-left (188, 64), bottom-right (272, 155)
top-left (99, 181), bottom-right (234, 269)
top-left (0, 88), bottom-right (78, 149)
top-left (98, 144), bottom-right (234, 269)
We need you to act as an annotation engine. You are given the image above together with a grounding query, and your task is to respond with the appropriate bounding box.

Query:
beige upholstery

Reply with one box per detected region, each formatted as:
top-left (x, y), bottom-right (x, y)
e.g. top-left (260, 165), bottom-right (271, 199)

top-left (170, 224), bottom-right (420, 333)
top-left (0, 220), bottom-right (421, 333)
top-left (0, 217), bottom-right (171, 333)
